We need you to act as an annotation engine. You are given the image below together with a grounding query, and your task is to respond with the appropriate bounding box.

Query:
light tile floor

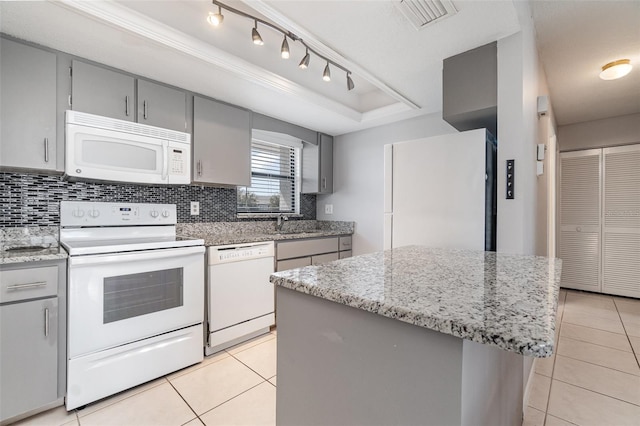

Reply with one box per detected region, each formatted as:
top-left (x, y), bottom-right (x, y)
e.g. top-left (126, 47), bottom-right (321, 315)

top-left (13, 329), bottom-right (278, 426)
top-left (524, 289), bottom-right (640, 426)
top-left (13, 291), bottom-right (640, 426)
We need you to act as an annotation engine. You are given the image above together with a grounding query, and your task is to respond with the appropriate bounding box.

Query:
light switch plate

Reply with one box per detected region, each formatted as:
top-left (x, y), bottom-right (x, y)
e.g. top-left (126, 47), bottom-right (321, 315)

top-left (325, 204), bottom-right (333, 215)
top-left (506, 160), bottom-right (515, 199)
top-left (190, 201), bottom-right (200, 215)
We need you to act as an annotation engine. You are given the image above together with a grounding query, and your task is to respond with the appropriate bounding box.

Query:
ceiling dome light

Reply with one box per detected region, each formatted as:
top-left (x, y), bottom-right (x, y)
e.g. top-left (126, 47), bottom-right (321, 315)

top-left (207, 6), bottom-right (224, 26)
top-left (281, 35), bottom-right (290, 59)
top-left (347, 72), bottom-right (355, 91)
top-left (323, 62), bottom-right (331, 82)
top-left (252, 21), bottom-right (264, 45)
top-left (299, 49), bottom-right (310, 69)
top-left (599, 59), bottom-right (632, 80)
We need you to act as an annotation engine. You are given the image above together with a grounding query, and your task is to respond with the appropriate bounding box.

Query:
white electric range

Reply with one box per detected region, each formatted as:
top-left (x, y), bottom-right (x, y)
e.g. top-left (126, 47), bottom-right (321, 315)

top-left (60, 201), bottom-right (205, 410)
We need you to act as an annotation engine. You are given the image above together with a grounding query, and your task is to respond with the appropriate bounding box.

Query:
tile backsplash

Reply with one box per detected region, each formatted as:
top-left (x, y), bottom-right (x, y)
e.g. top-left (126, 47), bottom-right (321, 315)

top-left (0, 172), bottom-right (316, 227)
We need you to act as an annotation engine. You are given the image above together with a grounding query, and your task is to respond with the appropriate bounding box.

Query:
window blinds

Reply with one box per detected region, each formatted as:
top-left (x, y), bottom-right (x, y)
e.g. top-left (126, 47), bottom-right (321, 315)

top-left (238, 140), bottom-right (298, 213)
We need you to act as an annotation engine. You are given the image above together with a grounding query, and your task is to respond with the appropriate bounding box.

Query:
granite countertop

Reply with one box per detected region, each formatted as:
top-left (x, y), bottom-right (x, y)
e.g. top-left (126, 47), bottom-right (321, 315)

top-left (0, 226), bottom-right (68, 265)
top-left (270, 246), bottom-right (563, 358)
top-left (178, 220), bottom-right (354, 246)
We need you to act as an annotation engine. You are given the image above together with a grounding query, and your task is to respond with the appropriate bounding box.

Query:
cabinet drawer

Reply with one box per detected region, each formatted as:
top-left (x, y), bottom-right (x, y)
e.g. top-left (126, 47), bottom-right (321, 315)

top-left (339, 236), bottom-right (352, 251)
top-left (277, 257), bottom-right (312, 272)
top-left (0, 266), bottom-right (58, 303)
top-left (276, 237), bottom-right (339, 260)
top-left (339, 250), bottom-right (352, 259)
top-left (311, 252), bottom-right (339, 266)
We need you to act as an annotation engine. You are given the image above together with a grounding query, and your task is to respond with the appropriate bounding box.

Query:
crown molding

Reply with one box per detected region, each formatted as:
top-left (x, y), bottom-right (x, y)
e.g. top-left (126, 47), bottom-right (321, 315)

top-left (55, 0), bottom-right (368, 121)
top-left (245, 0), bottom-right (421, 111)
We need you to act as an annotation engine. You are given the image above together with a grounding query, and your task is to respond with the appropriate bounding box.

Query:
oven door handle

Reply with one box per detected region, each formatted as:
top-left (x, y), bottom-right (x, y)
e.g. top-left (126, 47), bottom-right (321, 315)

top-left (69, 246), bottom-right (205, 267)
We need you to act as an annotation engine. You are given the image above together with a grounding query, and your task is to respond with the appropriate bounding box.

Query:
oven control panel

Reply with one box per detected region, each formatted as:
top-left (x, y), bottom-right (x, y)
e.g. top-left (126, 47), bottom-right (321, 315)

top-left (60, 201), bottom-right (177, 226)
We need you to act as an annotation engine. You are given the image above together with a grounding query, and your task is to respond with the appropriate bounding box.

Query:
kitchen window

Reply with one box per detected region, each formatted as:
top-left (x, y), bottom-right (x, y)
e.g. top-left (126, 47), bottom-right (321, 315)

top-left (237, 130), bottom-right (302, 215)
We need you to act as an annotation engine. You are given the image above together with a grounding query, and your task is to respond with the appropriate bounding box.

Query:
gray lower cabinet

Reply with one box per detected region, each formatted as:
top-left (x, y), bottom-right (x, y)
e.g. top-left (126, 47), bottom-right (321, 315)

top-left (192, 96), bottom-right (251, 186)
top-left (0, 38), bottom-right (58, 172)
top-left (71, 60), bottom-right (135, 121)
top-left (137, 79), bottom-right (186, 132)
top-left (0, 299), bottom-right (58, 421)
top-left (338, 236), bottom-right (352, 259)
top-left (276, 235), bottom-right (351, 271)
top-left (339, 250), bottom-right (352, 259)
top-left (0, 260), bottom-right (66, 423)
top-left (302, 133), bottom-right (333, 194)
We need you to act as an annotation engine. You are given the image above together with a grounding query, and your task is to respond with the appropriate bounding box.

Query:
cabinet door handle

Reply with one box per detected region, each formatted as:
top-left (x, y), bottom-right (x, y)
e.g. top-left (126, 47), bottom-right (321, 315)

top-left (197, 160), bottom-right (202, 176)
top-left (44, 138), bottom-right (49, 163)
top-left (143, 100), bottom-right (148, 119)
top-left (125, 95), bottom-right (130, 116)
top-left (44, 308), bottom-right (50, 337)
top-left (6, 281), bottom-right (47, 291)
top-left (322, 177), bottom-right (327, 190)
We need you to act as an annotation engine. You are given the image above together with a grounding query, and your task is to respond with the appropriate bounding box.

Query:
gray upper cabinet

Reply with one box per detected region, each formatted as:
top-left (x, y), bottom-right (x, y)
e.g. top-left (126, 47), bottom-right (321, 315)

top-left (1, 38), bottom-right (57, 172)
top-left (442, 42), bottom-right (497, 136)
top-left (192, 96), bottom-right (251, 186)
top-left (71, 60), bottom-right (135, 121)
top-left (302, 133), bottom-right (333, 194)
top-left (319, 133), bottom-right (334, 194)
top-left (137, 79), bottom-right (186, 132)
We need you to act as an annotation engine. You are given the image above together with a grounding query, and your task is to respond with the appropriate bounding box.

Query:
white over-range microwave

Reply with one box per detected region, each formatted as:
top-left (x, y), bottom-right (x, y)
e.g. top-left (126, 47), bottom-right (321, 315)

top-left (65, 110), bottom-right (191, 185)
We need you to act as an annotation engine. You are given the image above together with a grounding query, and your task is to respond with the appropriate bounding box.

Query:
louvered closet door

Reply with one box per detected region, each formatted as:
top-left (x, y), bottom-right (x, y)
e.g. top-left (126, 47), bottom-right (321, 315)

top-left (602, 145), bottom-right (640, 298)
top-left (559, 150), bottom-right (601, 292)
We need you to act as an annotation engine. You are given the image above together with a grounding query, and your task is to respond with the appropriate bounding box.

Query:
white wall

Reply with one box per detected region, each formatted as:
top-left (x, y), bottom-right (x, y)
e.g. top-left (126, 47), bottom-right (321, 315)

top-left (558, 113), bottom-right (640, 152)
top-left (316, 113), bottom-right (456, 256)
top-left (497, 0), bottom-right (557, 397)
top-left (497, 1), bottom-right (556, 257)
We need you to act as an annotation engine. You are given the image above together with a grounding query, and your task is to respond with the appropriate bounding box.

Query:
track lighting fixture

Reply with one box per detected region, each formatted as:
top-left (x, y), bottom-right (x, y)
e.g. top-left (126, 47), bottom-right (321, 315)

top-left (252, 20), bottom-right (263, 45)
top-left (209, 1), bottom-right (354, 91)
top-left (347, 72), bottom-right (355, 91)
top-left (207, 6), bottom-right (224, 26)
top-left (281, 35), bottom-right (290, 59)
top-left (299, 48), bottom-right (310, 69)
top-left (323, 62), bottom-right (331, 82)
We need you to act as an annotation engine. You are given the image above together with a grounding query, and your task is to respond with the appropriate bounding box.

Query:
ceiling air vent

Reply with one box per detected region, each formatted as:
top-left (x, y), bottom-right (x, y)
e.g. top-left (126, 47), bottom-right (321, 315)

top-left (395, 0), bottom-right (458, 30)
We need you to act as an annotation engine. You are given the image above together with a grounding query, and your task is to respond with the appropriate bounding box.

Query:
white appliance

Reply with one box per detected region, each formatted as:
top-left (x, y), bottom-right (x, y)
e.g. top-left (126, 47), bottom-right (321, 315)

top-left (384, 128), bottom-right (497, 251)
top-left (60, 201), bottom-right (205, 410)
top-left (65, 110), bottom-right (191, 185)
top-left (206, 242), bottom-right (275, 355)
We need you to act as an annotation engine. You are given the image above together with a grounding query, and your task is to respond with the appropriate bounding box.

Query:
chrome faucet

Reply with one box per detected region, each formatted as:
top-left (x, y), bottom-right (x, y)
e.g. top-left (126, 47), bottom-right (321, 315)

top-left (276, 214), bottom-right (289, 231)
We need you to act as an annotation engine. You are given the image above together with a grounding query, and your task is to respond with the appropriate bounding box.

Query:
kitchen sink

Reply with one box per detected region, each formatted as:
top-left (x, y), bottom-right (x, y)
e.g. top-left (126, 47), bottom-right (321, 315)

top-left (4, 245), bottom-right (49, 252)
top-left (276, 230), bottom-right (324, 235)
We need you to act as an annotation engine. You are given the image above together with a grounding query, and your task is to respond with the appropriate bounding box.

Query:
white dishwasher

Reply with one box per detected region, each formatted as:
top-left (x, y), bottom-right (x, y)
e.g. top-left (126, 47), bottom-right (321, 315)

top-left (206, 241), bottom-right (275, 355)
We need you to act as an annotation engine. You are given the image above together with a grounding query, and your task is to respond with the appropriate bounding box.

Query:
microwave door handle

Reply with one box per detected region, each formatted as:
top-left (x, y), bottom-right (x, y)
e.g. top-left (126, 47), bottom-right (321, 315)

top-left (161, 142), bottom-right (169, 181)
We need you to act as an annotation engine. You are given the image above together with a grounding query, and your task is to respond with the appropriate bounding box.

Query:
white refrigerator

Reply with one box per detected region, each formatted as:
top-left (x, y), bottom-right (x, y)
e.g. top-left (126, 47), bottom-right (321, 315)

top-left (383, 128), bottom-right (497, 251)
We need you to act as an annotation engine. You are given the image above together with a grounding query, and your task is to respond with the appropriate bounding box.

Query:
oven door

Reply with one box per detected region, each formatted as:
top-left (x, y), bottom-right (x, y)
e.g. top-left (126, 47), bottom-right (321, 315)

top-left (67, 246), bottom-right (204, 358)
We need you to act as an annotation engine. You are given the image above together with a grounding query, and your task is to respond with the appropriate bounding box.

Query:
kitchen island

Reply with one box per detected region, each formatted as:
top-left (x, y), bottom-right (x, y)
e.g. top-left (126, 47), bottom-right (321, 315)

top-left (270, 246), bottom-right (562, 426)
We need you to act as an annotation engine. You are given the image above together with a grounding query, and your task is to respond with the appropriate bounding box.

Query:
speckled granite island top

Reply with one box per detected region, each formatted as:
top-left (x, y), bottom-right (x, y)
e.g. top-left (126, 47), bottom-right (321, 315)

top-left (270, 246), bottom-right (562, 357)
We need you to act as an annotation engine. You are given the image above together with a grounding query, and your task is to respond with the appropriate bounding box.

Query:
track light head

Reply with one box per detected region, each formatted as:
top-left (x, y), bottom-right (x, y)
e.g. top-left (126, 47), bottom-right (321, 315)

top-left (207, 6), bottom-right (224, 26)
top-left (323, 62), bottom-right (331, 82)
top-left (252, 21), bottom-right (264, 45)
top-left (347, 72), bottom-right (355, 91)
top-left (299, 49), bottom-right (310, 69)
top-left (281, 35), bottom-right (290, 59)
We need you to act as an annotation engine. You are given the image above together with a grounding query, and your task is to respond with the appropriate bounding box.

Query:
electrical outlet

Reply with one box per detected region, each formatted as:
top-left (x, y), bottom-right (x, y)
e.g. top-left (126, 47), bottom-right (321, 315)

top-left (325, 204), bottom-right (333, 215)
top-left (190, 201), bottom-right (200, 215)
